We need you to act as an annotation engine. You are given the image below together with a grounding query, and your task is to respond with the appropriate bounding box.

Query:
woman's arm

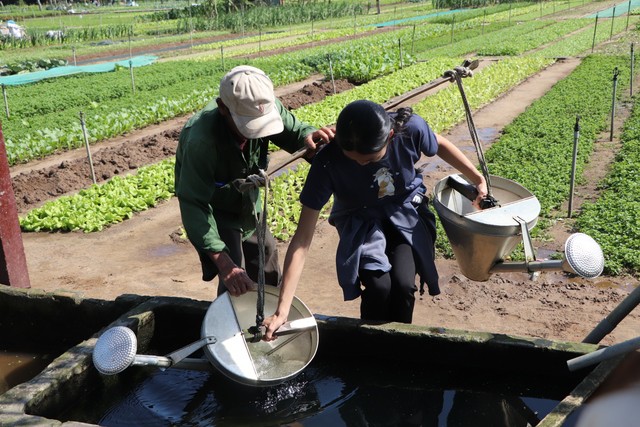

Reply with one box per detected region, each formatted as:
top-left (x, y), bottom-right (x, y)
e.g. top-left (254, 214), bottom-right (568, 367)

top-left (262, 205), bottom-right (321, 340)
top-left (435, 133), bottom-right (488, 207)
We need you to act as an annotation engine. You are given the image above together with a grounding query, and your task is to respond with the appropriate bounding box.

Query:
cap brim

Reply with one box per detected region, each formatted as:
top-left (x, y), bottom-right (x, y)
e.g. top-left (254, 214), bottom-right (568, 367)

top-left (231, 108), bottom-right (284, 140)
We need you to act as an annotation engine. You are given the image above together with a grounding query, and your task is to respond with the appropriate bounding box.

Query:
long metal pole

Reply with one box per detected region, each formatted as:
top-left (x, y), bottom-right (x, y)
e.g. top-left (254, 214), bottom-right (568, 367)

top-left (583, 285), bottom-right (640, 344)
top-left (568, 115), bottom-right (580, 218)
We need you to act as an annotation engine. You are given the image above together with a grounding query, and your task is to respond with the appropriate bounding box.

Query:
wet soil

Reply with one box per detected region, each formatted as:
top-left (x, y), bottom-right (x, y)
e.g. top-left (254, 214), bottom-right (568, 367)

top-left (8, 58), bottom-right (640, 348)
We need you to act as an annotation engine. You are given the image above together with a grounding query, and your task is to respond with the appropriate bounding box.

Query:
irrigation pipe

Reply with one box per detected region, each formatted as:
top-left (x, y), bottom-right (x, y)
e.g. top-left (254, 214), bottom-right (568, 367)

top-left (565, 282), bottom-right (640, 371)
top-left (568, 336), bottom-right (640, 371)
top-left (583, 285), bottom-right (640, 344)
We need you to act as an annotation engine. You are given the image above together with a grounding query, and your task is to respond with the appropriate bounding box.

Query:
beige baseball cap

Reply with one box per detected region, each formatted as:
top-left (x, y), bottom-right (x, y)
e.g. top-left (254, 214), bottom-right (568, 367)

top-left (219, 65), bottom-right (284, 139)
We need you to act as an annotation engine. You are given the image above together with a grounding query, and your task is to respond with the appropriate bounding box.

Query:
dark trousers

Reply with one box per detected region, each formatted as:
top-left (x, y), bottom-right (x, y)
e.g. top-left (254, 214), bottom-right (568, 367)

top-left (358, 225), bottom-right (417, 323)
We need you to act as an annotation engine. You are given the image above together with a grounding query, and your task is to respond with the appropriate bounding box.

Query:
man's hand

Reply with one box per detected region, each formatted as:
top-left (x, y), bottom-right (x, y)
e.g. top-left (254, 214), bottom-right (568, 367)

top-left (221, 266), bottom-right (256, 296)
top-left (210, 251), bottom-right (256, 296)
top-left (304, 126), bottom-right (335, 153)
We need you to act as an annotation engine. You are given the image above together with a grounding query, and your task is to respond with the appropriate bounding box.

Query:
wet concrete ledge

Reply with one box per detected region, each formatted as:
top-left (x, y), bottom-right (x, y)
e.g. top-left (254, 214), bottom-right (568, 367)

top-left (0, 286), bottom-right (611, 426)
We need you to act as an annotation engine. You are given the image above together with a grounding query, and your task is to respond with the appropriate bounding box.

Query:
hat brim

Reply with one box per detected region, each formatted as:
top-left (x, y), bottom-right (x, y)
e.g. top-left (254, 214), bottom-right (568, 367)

top-left (230, 107), bottom-right (284, 140)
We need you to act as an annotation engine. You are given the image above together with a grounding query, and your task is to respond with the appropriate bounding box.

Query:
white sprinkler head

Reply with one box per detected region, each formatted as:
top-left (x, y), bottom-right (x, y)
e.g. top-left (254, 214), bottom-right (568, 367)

top-left (564, 233), bottom-right (605, 279)
top-left (92, 326), bottom-right (138, 375)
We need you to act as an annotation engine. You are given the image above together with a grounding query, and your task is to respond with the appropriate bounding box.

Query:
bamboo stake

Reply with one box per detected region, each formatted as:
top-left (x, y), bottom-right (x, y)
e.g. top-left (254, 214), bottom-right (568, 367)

top-left (79, 112), bottom-right (97, 185)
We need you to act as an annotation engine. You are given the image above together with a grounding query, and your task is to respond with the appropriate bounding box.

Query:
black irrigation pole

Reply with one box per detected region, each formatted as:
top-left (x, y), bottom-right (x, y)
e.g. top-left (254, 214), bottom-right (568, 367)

top-left (450, 15), bottom-right (455, 44)
top-left (627, 0), bottom-right (632, 30)
top-left (610, 6), bottom-right (616, 40)
top-left (632, 43), bottom-right (635, 97)
top-left (482, 9), bottom-right (486, 34)
top-left (610, 67), bottom-right (620, 142)
top-left (568, 115), bottom-right (580, 218)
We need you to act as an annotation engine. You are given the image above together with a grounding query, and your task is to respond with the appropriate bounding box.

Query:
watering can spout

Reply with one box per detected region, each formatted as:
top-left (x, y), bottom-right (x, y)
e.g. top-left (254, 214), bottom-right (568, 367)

top-left (490, 233), bottom-right (605, 279)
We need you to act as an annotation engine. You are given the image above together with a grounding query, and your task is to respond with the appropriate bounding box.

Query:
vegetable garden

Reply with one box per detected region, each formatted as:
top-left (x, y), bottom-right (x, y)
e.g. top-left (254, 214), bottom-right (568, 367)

top-left (3, 0), bottom-right (640, 284)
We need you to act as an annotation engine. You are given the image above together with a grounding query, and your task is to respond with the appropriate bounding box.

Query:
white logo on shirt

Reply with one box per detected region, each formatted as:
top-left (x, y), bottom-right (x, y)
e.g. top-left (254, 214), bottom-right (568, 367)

top-left (373, 167), bottom-right (395, 198)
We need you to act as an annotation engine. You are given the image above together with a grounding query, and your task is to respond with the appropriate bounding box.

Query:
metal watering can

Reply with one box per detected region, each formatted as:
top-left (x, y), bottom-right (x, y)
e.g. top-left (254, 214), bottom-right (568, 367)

top-left (433, 174), bottom-right (604, 281)
top-left (92, 286), bottom-right (319, 387)
top-left (433, 61), bottom-right (604, 282)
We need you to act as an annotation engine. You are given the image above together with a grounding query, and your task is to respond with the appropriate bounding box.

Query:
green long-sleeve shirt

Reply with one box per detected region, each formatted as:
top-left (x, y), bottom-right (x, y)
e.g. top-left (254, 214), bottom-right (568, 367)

top-left (175, 98), bottom-right (315, 255)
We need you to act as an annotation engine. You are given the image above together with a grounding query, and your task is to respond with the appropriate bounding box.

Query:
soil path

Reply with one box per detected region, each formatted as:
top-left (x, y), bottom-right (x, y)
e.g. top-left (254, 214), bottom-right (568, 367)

top-left (11, 58), bottom-right (640, 348)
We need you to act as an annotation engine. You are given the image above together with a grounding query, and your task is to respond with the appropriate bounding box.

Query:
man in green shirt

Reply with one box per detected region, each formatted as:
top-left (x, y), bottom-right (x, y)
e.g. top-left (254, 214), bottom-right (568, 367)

top-left (175, 65), bottom-right (334, 297)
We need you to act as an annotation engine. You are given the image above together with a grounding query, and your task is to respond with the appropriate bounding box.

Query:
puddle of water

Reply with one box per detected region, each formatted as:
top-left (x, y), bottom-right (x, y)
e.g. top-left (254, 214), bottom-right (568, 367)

top-left (476, 127), bottom-right (500, 143)
top-left (0, 351), bottom-right (55, 394)
top-left (150, 245), bottom-right (181, 257)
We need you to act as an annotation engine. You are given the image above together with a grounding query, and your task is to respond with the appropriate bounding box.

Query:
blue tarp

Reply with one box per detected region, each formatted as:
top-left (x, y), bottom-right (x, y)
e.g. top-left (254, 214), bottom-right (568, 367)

top-left (586, 0), bottom-right (640, 17)
top-left (0, 55), bottom-right (158, 86)
top-left (370, 9), bottom-right (468, 28)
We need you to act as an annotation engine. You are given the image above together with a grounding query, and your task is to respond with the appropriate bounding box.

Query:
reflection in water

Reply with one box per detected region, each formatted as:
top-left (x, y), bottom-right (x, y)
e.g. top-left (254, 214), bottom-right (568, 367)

top-left (94, 360), bottom-right (567, 427)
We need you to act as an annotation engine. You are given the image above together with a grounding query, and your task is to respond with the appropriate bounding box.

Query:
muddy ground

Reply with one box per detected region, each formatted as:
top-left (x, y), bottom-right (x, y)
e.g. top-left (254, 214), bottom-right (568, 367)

top-left (7, 58), bottom-right (640, 348)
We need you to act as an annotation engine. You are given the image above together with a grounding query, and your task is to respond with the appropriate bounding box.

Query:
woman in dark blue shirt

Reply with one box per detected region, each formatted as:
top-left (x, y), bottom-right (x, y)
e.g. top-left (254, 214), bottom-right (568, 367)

top-left (264, 100), bottom-right (487, 335)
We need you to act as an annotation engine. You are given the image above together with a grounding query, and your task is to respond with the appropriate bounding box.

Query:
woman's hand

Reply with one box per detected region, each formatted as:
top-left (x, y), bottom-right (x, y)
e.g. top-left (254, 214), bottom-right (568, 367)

top-left (472, 177), bottom-right (489, 210)
top-left (262, 313), bottom-right (289, 341)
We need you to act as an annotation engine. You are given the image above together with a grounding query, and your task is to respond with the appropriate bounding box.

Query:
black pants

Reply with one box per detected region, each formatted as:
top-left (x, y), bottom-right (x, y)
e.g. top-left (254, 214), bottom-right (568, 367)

top-left (197, 226), bottom-right (281, 296)
top-left (358, 225), bottom-right (417, 324)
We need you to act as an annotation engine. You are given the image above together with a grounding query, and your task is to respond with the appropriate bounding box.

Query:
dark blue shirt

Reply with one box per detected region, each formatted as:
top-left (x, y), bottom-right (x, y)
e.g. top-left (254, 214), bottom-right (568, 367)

top-left (300, 113), bottom-right (441, 300)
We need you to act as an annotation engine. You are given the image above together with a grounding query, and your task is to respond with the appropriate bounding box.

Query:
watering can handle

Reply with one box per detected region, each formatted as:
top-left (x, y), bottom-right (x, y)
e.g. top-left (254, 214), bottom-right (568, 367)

top-left (244, 317), bottom-right (317, 342)
top-left (446, 176), bottom-right (498, 209)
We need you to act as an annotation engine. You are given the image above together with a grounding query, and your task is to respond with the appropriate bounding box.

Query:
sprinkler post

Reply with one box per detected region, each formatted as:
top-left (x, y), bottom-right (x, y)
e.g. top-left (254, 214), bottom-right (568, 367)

top-left (568, 115), bottom-right (580, 218)
top-left (610, 67), bottom-right (619, 142)
top-left (610, 6), bottom-right (616, 40)
top-left (631, 43), bottom-right (635, 97)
